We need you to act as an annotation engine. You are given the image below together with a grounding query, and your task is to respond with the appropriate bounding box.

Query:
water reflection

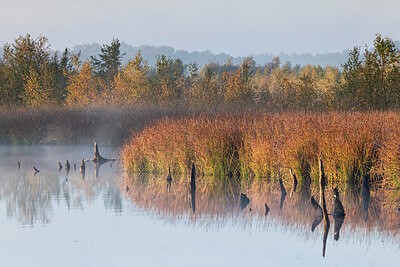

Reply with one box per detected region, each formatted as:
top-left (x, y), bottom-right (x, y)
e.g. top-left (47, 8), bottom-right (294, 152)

top-left (279, 178), bottom-right (287, 209)
top-left (2, 146), bottom-right (400, 261)
top-left (264, 202), bottom-right (270, 216)
top-left (361, 173), bottom-right (370, 221)
top-left (322, 219), bottom-right (330, 258)
top-left (333, 214), bottom-right (345, 241)
top-left (0, 146), bottom-right (122, 225)
top-left (239, 193), bottom-right (250, 209)
top-left (332, 187), bottom-right (346, 241)
top-left (124, 173), bottom-right (400, 258)
top-left (310, 196), bottom-right (323, 232)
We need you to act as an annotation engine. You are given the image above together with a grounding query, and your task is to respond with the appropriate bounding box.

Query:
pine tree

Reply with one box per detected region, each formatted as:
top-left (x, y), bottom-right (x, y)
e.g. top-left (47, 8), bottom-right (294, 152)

top-left (90, 39), bottom-right (124, 81)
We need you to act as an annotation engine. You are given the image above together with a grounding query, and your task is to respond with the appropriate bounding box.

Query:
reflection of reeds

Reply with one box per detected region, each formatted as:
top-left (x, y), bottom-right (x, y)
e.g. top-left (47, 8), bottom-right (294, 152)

top-left (124, 174), bottom-right (400, 235)
top-left (122, 112), bottom-right (400, 186)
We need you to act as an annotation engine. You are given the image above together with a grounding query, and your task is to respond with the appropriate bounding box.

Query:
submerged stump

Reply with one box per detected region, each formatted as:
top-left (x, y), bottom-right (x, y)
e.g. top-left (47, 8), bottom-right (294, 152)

top-left (240, 193), bottom-right (250, 210)
top-left (289, 169), bottom-right (297, 197)
top-left (166, 168), bottom-right (172, 192)
top-left (80, 158), bottom-right (85, 179)
top-left (265, 203), bottom-right (270, 216)
top-left (319, 158), bottom-right (330, 258)
top-left (190, 164), bottom-right (196, 213)
top-left (90, 142), bottom-right (116, 164)
top-left (65, 160), bottom-right (70, 174)
top-left (279, 178), bottom-right (287, 209)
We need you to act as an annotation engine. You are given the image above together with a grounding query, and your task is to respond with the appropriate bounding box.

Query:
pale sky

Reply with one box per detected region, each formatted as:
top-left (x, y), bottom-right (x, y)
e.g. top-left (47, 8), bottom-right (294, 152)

top-left (1, 0), bottom-right (399, 56)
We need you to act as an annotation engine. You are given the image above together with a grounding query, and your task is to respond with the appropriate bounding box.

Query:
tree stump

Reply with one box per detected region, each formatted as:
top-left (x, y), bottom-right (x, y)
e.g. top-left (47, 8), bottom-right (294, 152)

top-left (90, 142), bottom-right (116, 164)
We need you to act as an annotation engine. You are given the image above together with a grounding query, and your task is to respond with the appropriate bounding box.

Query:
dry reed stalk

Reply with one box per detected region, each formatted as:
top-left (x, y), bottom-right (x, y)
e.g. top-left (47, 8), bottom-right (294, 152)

top-left (122, 111), bottom-right (400, 187)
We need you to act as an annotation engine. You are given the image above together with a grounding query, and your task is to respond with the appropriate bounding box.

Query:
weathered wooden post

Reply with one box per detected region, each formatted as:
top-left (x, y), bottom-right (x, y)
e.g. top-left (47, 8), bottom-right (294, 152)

top-left (33, 166), bottom-right (40, 176)
top-left (279, 177), bottom-right (287, 209)
top-left (80, 158), bottom-right (85, 179)
top-left (265, 202), bottom-right (270, 216)
top-left (361, 173), bottom-right (370, 221)
top-left (319, 158), bottom-right (330, 257)
top-left (190, 163), bottom-right (196, 213)
top-left (65, 160), bottom-right (70, 174)
top-left (166, 167), bottom-right (172, 192)
top-left (289, 168), bottom-right (297, 197)
top-left (319, 158), bottom-right (326, 206)
top-left (90, 142), bottom-right (116, 164)
top-left (310, 196), bottom-right (323, 232)
top-left (240, 193), bottom-right (250, 210)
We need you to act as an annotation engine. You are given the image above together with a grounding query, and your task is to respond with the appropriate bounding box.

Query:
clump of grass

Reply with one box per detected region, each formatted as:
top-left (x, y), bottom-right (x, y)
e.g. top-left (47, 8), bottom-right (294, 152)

top-left (122, 111), bottom-right (400, 187)
top-left (123, 114), bottom-right (248, 188)
top-left (380, 112), bottom-right (400, 187)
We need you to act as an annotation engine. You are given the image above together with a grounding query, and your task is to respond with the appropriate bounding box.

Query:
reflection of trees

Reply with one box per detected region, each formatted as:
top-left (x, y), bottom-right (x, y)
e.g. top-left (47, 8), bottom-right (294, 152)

top-left (2, 170), bottom-right (59, 225)
top-left (103, 184), bottom-right (123, 213)
top-left (0, 156), bottom-right (122, 225)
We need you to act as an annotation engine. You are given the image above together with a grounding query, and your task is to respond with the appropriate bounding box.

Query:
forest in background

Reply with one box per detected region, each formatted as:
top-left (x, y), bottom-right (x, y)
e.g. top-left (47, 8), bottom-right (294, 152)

top-left (0, 40), bottom-right (356, 67)
top-left (1, 33), bottom-right (400, 110)
top-left (68, 42), bottom-right (351, 67)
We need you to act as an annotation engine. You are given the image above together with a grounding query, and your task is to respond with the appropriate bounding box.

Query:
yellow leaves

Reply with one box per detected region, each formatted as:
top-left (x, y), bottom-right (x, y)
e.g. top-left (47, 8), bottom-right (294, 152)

top-left (20, 64), bottom-right (59, 107)
top-left (65, 61), bottom-right (100, 106)
top-left (110, 55), bottom-right (152, 104)
top-left (222, 69), bottom-right (252, 103)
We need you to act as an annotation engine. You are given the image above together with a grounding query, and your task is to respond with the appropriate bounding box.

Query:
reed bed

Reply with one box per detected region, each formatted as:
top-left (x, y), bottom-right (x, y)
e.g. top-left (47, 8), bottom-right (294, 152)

top-left (122, 111), bottom-right (400, 186)
top-left (0, 104), bottom-right (204, 145)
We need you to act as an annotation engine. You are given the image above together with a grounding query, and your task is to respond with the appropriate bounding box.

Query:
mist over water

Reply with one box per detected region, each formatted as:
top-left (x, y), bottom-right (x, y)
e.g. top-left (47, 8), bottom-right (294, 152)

top-left (0, 146), bottom-right (398, 266)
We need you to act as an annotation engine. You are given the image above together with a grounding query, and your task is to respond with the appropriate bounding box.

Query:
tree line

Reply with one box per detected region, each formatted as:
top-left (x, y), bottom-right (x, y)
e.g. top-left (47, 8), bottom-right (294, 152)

top-left (1, 33), bottom-right (400, 110)
top-left (67, 42), bottom-right (350, 67)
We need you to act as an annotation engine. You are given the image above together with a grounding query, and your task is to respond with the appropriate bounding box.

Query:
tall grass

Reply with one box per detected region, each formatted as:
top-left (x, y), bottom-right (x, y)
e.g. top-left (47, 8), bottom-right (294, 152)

top-left (122, 111), bottom-right (400, 186)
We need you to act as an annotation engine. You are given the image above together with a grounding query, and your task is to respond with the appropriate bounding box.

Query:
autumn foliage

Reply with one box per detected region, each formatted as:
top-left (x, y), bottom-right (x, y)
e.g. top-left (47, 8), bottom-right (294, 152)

top-left (2, 34), bottom-right (400, 110)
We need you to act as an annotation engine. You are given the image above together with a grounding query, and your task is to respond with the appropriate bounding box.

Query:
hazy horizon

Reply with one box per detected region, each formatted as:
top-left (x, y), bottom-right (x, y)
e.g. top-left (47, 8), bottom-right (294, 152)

top-left (2, 0), bottom-right (399, 57)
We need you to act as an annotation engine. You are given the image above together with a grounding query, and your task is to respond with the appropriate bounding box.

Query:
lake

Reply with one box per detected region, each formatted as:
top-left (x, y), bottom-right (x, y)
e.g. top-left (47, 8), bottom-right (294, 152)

top-left (0, 145), bottom-right (398, 267)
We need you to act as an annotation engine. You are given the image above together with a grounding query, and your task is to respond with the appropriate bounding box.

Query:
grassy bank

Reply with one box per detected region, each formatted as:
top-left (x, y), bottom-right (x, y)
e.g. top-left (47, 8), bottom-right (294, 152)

top-left (122, 112), bottom-right (400, 187)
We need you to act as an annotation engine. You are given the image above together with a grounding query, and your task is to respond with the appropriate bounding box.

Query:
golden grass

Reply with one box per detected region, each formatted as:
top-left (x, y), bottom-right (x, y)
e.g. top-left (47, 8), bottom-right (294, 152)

top-left (122, 111), bottom-right (400, 186)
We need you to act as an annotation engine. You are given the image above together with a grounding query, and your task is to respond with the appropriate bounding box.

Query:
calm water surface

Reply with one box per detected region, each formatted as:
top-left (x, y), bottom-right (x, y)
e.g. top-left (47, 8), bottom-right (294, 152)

top-left (0, 146), bottom-right (399, 267)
